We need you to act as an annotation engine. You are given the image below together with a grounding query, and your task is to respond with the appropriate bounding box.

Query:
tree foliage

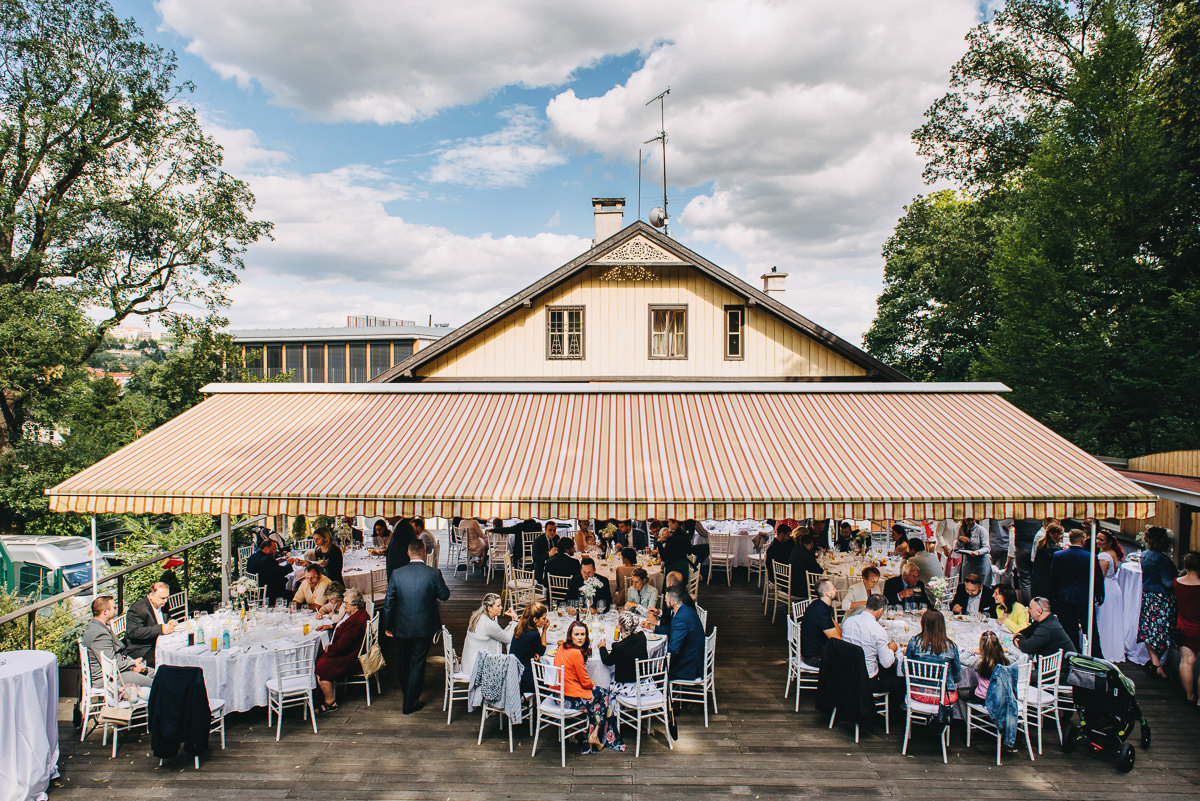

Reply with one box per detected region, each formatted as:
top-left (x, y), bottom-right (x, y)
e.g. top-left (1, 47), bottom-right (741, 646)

top-left (0, 0), bottom-right (271, 459)
top-left (869, 0), bottom-right (1200, 456)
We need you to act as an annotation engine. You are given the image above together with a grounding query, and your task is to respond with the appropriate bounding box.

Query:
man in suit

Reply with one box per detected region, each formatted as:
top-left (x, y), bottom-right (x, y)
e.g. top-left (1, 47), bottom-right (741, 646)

top-left (1051, 528), bottom-right (1105, 652)
top-left (614, 519), bottom-right (649, 552)
top-left (788, 530), bottom-right (822, 596)
top-left (568, 557), bottom-right (613, 609)
top-left (125, 582), bottom-right (177, 667)
top-left (883, 562), bottom-right (933, 611)
top-left (530, 520), bottom-right (558, 584)
top-left (246, 538), bottom-right (292, 605)
top-left (82, 595), bottom-right (154, 687)
top-left (765, 524), bottom-right (795, 585)
top-left (664, 586), bottom-right (705, 681)
top-left (383, 539), bottom-right (450, 714)
top-left (1014, 597), bottom-right (1076, 657)
top-left (949, 573), bottom-right (996, 617)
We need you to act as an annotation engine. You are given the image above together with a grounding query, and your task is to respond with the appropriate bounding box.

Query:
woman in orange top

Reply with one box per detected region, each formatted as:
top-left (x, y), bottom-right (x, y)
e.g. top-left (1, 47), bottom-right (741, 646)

top-left (552, 620), bottom-right (625, 753)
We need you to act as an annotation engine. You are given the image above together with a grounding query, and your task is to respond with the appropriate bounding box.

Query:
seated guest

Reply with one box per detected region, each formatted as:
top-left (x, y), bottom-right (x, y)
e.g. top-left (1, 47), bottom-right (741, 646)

top-left (973, 630), bottom-right (1009, 701)
top-left (907, 538), bottom-right (942, 587)
top-left (460, 592), bottom-right (517, 676)
top-left (292, 564), bottom-right (333, 611)
top-left (664, 587), bottom-right (705, 680)
top-left (833, 521), bottom-right (857, 552)
top-left (531, 521), bottom-right (559, 584)
top-left (413, 516), bottom-right (437, 559)
top-left (575, 519), bottom-right (598, 554)
top-left (623, 568), bottom-right (659, 615)
top-left (889, 524), bottom-right (910, 557)
top-left (371, 519), bottom-right (392, 550)
top-left (950, 573), bottom-right (996, 617)
top-left (125, 581), bottom-right (177, 667)
top-left (314, 584), bottom-right (346, 629)
top-left (883, 561), bottom-right (933, 611)
top-left (247, 539), bottom-right (292, 605)
top-left (615, 520), bottom-right (649, 552)
top-left (553, 620), bottom-right (624, 753)
top-left (569, 557), bottom-right (613, 609)
top-left (800, 579), bottom-right (842, 667)
top-left (688, 519), bottom-right (711, 572)
top-left (600, 611), bottom-right (649, 690)
top-left (765, 524), bottom-right (795, 585)
top-left (311, 526), bottom-right (344, 587)
top-left (614, 548), bottom-right (639, 601)
top-left (386, 518), bottom-right (416, 576)
top-left (545, 536), bottom-right (582, 587)
top-left (314, 588), bottom-right (369, 713)
top-left (460, 516), bottom-right (488, 564)
top-left (841, 594), bottom-right (903, 707)
top-left (509, 602), bottom-right (549, 695)
top-left (992, 584), bottom-right (1029, 634)
top-left (905, 609), bottom-right (962, 701)
top-left (1014, 596), bottom-right (1075, 657)
top-left (842, 566), bottom-right (884, 617)
top-left (83, 595), bottom-right (154, 687)
top-left (788, 530), bottom-right (823, 596)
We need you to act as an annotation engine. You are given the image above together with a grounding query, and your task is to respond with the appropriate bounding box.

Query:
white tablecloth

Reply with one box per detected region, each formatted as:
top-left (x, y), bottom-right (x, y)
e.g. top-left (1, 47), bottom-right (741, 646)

top-left (287, 550), bottom-right (384, 594)
top-left (0, 650), bottom-right (58, 801)
top-left (541, 611), bottom-right (668, 687)
top-left (701, 521), bottom-right (767, 568)
top-left (156, 610), bottom-right (328, 712)
top-left (1118, 561), bottom-right (1150, 665)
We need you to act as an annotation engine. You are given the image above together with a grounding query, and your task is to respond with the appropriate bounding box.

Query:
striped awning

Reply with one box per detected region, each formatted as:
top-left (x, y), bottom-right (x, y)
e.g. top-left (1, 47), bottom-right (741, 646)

top-left (47, 383), bottom-right (1156, 520)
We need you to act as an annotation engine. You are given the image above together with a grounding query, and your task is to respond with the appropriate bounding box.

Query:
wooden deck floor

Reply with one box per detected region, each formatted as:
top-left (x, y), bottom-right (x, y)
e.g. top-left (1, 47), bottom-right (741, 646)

top-left (50, 567), bottom-right (1200, 801)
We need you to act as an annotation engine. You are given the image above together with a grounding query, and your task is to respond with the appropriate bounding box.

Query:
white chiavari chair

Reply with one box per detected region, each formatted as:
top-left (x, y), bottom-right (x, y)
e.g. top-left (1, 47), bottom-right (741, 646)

top-left (530, 661), bottom-right (590, 767)
top-left (706, 533), bottom-right (733, 585)
top-left (265, 640), bottom-right (319, 740)
top-left (669, 627), bottom-right (718, 728)
top-left (616, 654), bottom-right (673, 758)
top-left (966, 660), bottom-right (1035, 765)
top-left (440, 625), bottom-right (470, 724)
top-left (901, 659), bottom-right (951, 763)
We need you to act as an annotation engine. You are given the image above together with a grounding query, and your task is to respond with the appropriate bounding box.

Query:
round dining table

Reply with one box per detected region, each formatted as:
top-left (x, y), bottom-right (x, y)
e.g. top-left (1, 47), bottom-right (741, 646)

top-left (0, 650), bottom-right (58, 801)
top-left (156, 608), bottom-right (329, 712)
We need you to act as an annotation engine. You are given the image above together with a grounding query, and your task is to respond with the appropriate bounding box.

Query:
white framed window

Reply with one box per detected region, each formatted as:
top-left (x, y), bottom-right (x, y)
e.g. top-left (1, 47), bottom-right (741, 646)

top-left (649, 305), bottom-right (687, 359)
top-left (725, 305), bottom-right (745, 360)
top-left (546, 305), bottom-right (585, 359)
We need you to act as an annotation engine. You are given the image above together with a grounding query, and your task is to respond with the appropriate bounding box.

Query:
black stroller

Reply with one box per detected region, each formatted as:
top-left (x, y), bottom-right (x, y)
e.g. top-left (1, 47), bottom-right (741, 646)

top-left (1062, 653), bottom-right (1150, 772)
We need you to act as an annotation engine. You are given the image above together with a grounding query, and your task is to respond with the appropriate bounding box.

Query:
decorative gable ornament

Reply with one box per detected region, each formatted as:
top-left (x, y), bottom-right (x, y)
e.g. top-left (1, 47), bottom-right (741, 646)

top-left (592, 234), bottom-right (684, 266)
top-left (599, 265), bottom-right (659, 282)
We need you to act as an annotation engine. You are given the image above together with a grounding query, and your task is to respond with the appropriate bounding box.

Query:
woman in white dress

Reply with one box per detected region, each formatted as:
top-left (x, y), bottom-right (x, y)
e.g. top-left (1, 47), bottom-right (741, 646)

top-left (1095, 530), bottom-right (1126, 663)
top-left (460, 593), bottom-right (517, 676)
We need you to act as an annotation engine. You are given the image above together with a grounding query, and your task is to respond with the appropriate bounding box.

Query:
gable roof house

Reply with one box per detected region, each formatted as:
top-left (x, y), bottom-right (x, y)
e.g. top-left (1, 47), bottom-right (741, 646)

top-left (49, 198), bottom-right (1154, 530)
top-left (376, 200), bottom-right (903, 384)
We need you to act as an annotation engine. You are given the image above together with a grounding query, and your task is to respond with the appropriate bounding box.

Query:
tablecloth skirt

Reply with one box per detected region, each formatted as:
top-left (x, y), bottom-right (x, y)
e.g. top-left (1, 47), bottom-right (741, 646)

top-left (0, 650), bottom-right (59, 801)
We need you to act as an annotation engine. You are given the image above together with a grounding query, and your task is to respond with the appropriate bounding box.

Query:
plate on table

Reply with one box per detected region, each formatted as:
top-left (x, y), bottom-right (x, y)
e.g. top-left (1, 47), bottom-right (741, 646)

top-left (646, 633), bottom-right (664, 642)
top-left (953, 614), bottom-right (970, 621)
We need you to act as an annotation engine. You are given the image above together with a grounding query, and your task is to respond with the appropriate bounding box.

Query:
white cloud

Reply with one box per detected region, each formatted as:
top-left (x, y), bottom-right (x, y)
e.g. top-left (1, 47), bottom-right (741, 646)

top-left (159, 0), bottom-right (983, 342)
top-left (427, 106), bottom-right (566, 188)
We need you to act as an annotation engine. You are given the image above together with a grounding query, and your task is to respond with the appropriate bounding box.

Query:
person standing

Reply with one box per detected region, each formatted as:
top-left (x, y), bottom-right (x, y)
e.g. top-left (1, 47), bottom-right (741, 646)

top-left (1174, 552), bottom-right (1200, 707)
top-left (1051, 528), bottom-right (1105, 654)
top-left (386, 518), bottom-right (416, 577)
top-left (1031, 523), bottom-right (1063, 600)
top-left (955, 517), bottom-right (990, 585)
top-left (1095, 529), bottom-right (1127, 663)
top-left (124, 582), bottom-right (178, 667)
top-left (1137, 526), bottom-right (1177, 679)
top-left (382, 540), bottom-right (450, 714)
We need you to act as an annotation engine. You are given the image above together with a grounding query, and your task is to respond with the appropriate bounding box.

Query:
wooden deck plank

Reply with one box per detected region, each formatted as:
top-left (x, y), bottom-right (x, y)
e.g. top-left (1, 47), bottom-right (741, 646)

top-left (49, 565), bottom-right (1200, 800)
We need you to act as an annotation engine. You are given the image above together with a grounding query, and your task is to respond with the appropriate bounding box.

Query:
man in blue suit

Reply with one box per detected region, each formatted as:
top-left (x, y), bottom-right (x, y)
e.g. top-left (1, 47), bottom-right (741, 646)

top-left (383, 539), bottom-right (450, 714)
top-left (1051, 528), bottom-right (1105, 653)
top-left (664, 586), bottom-right (705, 681)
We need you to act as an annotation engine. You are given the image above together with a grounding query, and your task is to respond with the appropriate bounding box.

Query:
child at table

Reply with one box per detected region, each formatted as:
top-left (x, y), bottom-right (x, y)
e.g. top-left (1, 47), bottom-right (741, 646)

top-left (973, 630), bottom-right (1009, 701)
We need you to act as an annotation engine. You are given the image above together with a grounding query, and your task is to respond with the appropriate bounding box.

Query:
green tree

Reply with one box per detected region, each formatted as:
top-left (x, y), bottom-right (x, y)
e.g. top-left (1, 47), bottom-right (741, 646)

top-left (864, 190), bottom-right (1006, 381)
top-left (0, 0), bottom-right (271, 461)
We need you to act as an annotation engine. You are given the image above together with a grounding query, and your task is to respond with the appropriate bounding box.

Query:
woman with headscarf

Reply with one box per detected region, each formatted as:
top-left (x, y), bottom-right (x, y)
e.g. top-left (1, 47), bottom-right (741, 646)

top-left (599, 611), bottom-right (648, 692)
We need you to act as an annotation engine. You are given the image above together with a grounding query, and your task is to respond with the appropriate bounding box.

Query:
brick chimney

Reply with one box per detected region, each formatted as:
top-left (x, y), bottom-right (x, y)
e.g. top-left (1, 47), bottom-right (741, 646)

top-left (761, 266), bottom-right (788, 299)
top-left (592, 197), bottom-right (625, 245)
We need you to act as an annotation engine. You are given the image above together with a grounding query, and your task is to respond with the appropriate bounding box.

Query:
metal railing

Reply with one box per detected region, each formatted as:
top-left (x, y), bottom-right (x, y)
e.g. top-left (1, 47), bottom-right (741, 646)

top-left (0, 515), bottom-right (266, 650)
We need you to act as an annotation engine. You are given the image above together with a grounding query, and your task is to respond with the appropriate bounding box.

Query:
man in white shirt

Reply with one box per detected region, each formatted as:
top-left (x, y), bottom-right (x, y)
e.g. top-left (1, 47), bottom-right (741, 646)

top-left (840, 594), bottom-right (903, 711)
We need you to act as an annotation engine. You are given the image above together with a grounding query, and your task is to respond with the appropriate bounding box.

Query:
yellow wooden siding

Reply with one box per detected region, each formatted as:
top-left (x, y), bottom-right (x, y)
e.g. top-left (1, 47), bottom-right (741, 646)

top-left (419, 263), bottom-right (869, 379)
top-left (1128, 451), bottom-right (1200, 478)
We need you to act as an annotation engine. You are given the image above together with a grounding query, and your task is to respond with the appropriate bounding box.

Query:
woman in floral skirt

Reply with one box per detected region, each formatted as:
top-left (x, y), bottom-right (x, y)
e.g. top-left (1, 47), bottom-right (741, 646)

top-left (1137, 527), bottom-right (1177, 679)
top-left (553, 620), bottom-right (626, 753)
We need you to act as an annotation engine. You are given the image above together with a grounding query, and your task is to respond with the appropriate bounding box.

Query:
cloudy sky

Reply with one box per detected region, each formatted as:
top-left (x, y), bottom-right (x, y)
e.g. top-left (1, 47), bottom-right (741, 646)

top-left (117, 0), bottom-right (987, 344)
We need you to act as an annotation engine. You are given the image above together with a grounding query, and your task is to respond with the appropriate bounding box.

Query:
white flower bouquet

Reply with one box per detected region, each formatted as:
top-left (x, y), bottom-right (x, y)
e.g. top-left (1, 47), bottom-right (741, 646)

top-left (927, 576), bottom-right (949, 606)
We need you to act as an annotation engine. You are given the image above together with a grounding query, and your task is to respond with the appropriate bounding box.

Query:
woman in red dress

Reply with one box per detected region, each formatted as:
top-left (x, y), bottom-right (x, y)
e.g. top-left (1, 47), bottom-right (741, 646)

top-left (1175, 551), bottom-right (1200, 708)
top-left (315, 587), bottom-right (370, 713)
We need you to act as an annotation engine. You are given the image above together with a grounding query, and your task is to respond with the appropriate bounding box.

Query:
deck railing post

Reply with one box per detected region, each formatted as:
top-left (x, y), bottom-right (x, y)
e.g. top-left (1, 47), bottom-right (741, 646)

top-left (117, 574), bottom-right (124, 612)
top-left (27, 610), bottom-right (35, 650)
top-left (183, 549), bottom-right (191, 596)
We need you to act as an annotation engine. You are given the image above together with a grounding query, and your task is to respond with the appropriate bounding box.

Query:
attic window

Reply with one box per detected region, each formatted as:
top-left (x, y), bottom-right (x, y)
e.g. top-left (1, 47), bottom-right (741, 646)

top-left (547, 306), bottom-right (584, 359)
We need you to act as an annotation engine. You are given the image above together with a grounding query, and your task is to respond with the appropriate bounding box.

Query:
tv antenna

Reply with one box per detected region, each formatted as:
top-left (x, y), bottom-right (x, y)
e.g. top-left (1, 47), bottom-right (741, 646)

top-left (644, 87), bottom-right (670, 234)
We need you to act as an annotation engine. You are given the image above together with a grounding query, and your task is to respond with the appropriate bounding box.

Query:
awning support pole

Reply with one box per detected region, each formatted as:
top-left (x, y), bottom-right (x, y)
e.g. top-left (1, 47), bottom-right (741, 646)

top-left (220, 513), bottom-right (231, 603)
top-left (1086, 519), bottom-right (1097, 658)
top-left (90, 516), bottom-right (98, 599)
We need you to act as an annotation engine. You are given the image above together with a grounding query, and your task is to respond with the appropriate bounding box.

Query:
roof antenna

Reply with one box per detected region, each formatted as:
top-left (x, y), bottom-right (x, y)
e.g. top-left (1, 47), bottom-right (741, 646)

top-left (644, 87), bottom-right (670, 234)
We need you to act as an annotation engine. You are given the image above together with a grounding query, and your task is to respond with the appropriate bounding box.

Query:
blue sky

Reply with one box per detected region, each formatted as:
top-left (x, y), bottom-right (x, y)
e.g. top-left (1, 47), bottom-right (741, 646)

top-left (114, 0), bottom-right (986, 342)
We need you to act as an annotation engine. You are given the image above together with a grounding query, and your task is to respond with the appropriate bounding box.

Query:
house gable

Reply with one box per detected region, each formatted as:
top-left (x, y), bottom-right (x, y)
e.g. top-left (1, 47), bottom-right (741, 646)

top-left (375, 222), bottom-right (905, 382)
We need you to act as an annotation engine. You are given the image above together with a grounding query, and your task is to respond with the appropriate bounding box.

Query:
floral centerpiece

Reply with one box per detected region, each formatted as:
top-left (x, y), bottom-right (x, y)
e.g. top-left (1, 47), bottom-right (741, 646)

top-left (600, 522), bottom-right (618, 554)
top-left (579, 576), bottom-right (604, 620)
top-left (854, 529), bottom-right (872, 552)
top-left (927, 576), bottom-right (949, 608)
top-left (335, 517), bottom-right (354, 547)
top-left (232, 576), bottom-right (258, 621)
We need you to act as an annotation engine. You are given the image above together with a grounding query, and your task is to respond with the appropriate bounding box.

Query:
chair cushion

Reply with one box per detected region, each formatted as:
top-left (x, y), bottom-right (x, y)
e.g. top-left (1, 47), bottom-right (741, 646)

top-left (451, 671), bottom-right (470, 682)
top-left (265, 676), bottom-right (313, 694)
top-left (209, 698), bottom-right (226, 714)
top-left (1024, 687), bottom-right (1056, 707)
top-left (539, 698), bottom-right (584, 717)
top-left (798, 661), bottom-right (820, 673)
top-left (907, 698), bottom-right (940, 716)
top-left (616, 690), bottom-right (666, 708)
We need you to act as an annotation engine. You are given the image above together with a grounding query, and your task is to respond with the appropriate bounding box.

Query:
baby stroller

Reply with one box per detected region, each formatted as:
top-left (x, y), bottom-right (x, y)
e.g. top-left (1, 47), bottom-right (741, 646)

top-left (1062, 654), bottom-right (1149, 772)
